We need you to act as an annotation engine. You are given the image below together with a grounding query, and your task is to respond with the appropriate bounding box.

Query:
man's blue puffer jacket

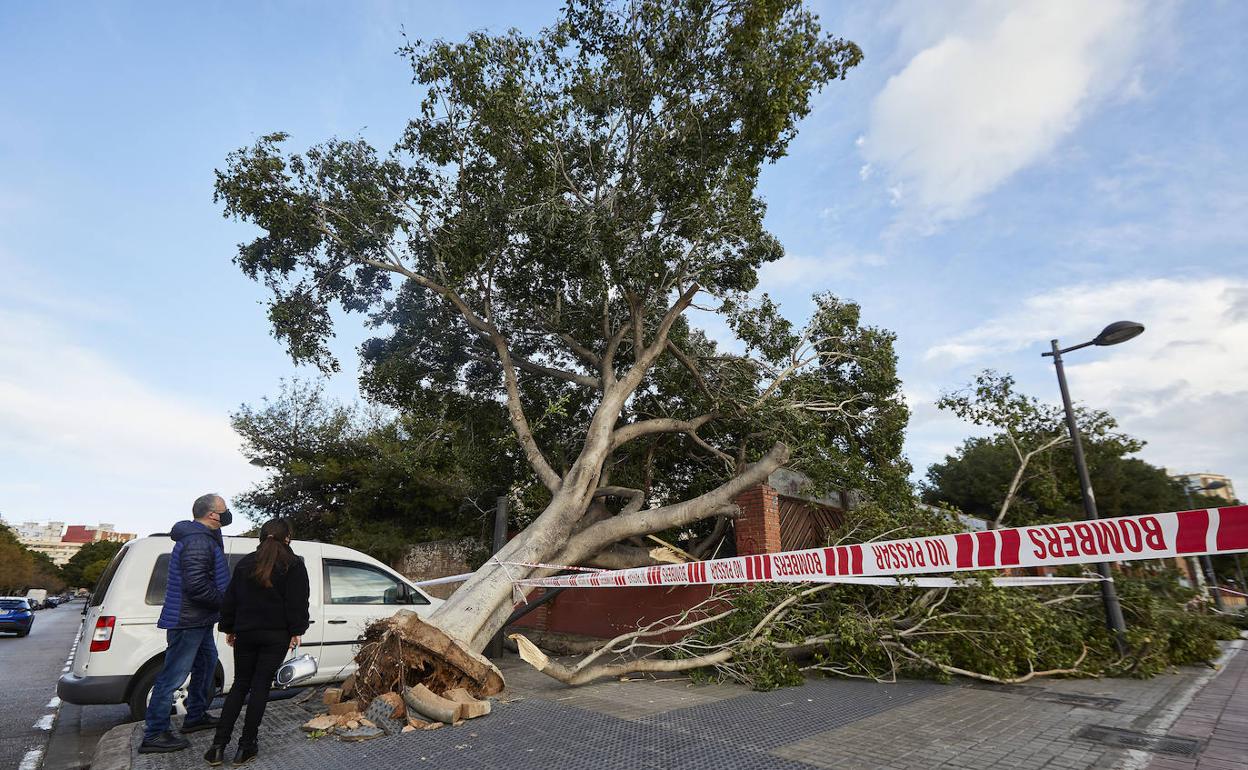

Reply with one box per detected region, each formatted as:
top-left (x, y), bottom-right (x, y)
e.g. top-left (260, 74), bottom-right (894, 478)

top-left (157, 520), bottom-right (230, 629)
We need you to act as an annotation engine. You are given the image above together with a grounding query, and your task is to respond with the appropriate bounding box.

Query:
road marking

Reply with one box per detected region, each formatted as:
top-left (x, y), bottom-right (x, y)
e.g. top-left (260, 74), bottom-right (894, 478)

top-left (19, 749), bottom-right (42, 770)
top-left (61, 666), bottom-right (70, 673)
top-left (46, 696), bottom-right (61, 709)
top-left (34, 714), bottom-right (54, 730)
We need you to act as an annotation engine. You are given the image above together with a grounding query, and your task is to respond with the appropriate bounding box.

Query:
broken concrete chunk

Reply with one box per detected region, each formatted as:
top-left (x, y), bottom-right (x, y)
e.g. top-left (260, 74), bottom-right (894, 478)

top-left (402, 684), bottom-right (463, 725)
top-left (444, 688), bottom-right (491, 719)
top-left (322, 687), bottom-right (343, 706)
top-left (337, 725), bottom-right (384, 742)
top-left (301, 715), bottom-right (337, 732)
top-left (328, 700), bottom-right (359, 716)
top-left (377, 691), bottom-right (406, 720)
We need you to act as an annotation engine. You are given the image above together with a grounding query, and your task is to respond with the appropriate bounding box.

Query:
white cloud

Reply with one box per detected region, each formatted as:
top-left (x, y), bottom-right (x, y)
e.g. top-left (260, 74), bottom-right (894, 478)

top-left (0, 307), bottom-right (263, 535)
top-left (913, 277), bottom-right (1248, 492)
top-left (757, 252), bottom-right (887, 290)
top-left (862, 0), bottom-right (1148, 223)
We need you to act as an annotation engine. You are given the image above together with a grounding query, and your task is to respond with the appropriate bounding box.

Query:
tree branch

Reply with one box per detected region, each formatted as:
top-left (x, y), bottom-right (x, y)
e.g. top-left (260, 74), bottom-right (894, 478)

top-left (553, 442), bottom-right (789, 567)
top-left (610, 413), bottom-right (715, 449)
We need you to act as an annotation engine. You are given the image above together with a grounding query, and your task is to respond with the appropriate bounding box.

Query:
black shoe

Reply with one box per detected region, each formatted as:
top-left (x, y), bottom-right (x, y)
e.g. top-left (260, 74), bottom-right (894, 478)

top-left (204, 744), bottom-right (226, 766)
top-left (181, 713), bottom-right (220, 733)
top-left (138, 731), bottom-right (191, 753)
top-left (232, 745), bottom-right (258, 766)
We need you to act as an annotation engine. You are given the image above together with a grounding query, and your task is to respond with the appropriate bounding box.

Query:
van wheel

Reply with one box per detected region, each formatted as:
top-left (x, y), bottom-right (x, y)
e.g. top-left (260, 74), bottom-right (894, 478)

top-left (127, 668), bottom-right (190, 722)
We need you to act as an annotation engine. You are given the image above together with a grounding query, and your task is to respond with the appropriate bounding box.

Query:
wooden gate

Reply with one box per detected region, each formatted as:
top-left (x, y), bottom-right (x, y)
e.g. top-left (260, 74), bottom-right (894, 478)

top-left (778, 495), bottom-right (845, 551)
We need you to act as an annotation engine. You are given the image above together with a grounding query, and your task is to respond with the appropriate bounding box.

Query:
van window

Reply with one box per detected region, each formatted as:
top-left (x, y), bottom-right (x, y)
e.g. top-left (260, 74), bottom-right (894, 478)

top-left (323, 559), bottom-right (429, 605)
top-left (89, 546), bottom-right (129, 607)
top-left (145, 553), bottom-right (246, 605)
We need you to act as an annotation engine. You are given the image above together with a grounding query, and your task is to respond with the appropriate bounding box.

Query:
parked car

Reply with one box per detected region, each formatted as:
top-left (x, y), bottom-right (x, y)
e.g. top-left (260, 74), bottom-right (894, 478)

top-left (0, 597), bottom-right (35, 636)
top-left (58, 534), bottom-right (441, 720)
top-left (25, 589), bottom-right (48, 610)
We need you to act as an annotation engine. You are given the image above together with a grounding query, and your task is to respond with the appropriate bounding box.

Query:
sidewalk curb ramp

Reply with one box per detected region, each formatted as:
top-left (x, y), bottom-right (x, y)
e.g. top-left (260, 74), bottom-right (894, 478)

top-left (90, 722), bottom-right (138, 770)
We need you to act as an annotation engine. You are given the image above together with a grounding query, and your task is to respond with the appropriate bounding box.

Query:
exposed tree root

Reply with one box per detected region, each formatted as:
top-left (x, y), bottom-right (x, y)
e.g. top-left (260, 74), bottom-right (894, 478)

top-left (353, 610), bottom-right (504, 707)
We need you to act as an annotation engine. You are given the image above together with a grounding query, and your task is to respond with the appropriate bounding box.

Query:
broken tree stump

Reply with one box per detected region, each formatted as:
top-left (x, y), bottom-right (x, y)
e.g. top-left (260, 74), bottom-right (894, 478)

top-left (402, 684), bottom-right (463, 725)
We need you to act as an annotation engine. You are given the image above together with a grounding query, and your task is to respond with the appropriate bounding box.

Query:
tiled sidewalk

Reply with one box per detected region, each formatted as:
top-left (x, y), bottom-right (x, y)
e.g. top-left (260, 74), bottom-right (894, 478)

top-left (1148, 641), bottom-right (1248, 770)
top-left (105, 642), bottom-right (1246, 770)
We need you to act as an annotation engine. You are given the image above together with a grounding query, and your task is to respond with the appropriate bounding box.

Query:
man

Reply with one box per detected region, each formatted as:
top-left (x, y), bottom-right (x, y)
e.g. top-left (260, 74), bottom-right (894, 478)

top-left (139, 493), bottom-right (232, 753)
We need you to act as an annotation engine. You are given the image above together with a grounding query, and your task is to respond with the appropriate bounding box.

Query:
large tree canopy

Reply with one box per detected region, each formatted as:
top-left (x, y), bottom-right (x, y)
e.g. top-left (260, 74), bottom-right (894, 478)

top-left (215, 0), bottom-right (883, 653)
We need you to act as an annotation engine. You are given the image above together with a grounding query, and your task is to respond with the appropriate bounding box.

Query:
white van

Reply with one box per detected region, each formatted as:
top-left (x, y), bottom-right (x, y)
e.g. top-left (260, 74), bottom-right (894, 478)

top-left (58, 534), bottom-right (441, 720)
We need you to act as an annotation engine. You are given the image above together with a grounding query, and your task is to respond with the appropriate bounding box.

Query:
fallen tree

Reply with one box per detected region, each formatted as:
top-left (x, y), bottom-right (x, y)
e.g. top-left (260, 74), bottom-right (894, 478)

top-left (215, 0), bottom-right (916, 682)
top-left (509, 507), bottom-right (1243, 689)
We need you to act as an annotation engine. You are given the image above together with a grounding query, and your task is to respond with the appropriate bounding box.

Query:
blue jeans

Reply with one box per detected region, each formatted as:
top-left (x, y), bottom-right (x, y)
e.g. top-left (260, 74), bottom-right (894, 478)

top-left (143, 626), bottom-right (218, 740)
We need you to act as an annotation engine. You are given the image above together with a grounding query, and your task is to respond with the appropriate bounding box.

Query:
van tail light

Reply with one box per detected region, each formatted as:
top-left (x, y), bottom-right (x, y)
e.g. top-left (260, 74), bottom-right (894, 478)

top-left (90, 616), bottom-right (116, 652)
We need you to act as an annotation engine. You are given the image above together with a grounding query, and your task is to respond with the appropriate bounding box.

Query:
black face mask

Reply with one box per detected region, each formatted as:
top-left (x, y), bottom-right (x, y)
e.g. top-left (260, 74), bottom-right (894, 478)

top-left (217, 509), bottom-right (234, 528)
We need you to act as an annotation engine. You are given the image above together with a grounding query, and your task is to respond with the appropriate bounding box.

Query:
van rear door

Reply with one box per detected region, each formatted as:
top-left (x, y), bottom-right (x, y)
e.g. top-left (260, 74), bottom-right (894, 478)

top-left (73, 543), bottom-right (130, 676)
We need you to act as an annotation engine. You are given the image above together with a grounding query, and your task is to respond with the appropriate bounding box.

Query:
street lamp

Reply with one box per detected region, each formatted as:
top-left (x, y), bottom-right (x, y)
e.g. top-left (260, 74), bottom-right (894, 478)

top-left (1183, 480), bottom-right (1228, 611)
top-left (1042, 321), bottom-right (1143, 656)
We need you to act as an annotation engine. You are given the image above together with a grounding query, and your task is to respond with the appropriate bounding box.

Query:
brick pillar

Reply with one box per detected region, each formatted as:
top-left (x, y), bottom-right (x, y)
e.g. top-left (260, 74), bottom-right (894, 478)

top-left (734, 483), bottom-right (781, 555)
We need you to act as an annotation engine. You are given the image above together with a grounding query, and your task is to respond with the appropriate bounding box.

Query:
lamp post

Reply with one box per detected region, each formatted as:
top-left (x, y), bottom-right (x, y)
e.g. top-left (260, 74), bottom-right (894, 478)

top-left (1042, 320), bottom-right (1143, 656)
top-left (1182, 480), bottom-right (1228, 611)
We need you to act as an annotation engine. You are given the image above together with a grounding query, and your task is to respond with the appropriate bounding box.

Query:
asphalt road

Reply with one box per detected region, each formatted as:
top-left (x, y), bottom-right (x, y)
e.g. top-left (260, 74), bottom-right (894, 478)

top-left (0, 600), bottom-right (84, 769)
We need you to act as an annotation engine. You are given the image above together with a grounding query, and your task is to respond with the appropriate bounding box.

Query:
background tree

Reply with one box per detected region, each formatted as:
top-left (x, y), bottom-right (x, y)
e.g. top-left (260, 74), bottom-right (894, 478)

top-left (925, 370), bottom-right (1143, 528)
top-left (215, 0), bottom-right (874, 654)
top-left (232, 380), bottom-right (507, 566)
top-left (0, 524), bottom-right (66, 592)
top-left (62, 540), bottom-right (123, 589)
top-left (0, 524), bottom-right (36, 593)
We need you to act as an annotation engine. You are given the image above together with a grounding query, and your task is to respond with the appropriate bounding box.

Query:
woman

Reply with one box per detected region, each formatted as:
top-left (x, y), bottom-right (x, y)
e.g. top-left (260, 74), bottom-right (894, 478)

top-left (205, 519), bottom-right (309, 766)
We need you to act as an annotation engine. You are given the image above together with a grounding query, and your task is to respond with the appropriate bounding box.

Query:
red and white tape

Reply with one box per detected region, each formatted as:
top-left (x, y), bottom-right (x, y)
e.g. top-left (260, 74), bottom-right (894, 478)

top-left (516, 505), bottom-right (1248, 589)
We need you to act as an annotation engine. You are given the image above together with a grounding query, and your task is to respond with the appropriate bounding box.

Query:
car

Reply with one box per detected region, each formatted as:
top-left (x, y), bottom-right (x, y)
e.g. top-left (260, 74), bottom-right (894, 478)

top-left (25, 589), bottom-right (48, 610)
top-left (0, 597), bottom-right (35, 637)
top-left (58, 534), bottom-right (442, 720)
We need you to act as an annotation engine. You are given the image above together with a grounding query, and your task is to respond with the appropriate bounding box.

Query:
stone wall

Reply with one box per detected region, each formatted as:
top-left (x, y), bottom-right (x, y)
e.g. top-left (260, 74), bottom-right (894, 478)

top-left (394, 537), bottom-right (486, 599)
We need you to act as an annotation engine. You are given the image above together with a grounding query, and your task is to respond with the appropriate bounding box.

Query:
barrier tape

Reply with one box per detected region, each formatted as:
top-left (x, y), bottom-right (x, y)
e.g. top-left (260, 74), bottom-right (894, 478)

top-left (413, 572), bottom-right (474, 587)
top-left (516, 505), bottom-right (1248, 589)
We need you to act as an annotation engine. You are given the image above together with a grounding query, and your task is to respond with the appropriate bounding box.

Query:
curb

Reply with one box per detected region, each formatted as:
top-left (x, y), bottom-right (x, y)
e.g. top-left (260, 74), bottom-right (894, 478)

top-left (90, 722), bottom-right (137, 770)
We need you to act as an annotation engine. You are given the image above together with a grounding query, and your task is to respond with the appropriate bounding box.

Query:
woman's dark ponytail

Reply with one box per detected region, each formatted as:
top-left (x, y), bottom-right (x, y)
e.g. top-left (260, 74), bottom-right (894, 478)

top-left (253, 518), bottom-right (294, 588)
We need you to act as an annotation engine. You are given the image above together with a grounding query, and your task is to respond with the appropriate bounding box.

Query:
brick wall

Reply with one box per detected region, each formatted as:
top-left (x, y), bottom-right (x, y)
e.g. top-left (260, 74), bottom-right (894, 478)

top-left (509, 585), bottom-right (719, 643)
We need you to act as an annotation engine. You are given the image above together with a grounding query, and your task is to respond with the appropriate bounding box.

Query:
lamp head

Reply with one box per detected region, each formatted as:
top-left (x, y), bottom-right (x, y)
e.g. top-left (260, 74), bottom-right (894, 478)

top-left (1093, 321), bottom-right (1145, 346)
top-left (1203, 480), bottom-right (1227, 491)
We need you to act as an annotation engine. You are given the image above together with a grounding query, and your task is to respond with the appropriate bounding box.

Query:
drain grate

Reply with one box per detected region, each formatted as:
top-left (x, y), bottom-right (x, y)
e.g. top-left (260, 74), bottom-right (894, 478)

top-left (1076, 725), bottom-right (1201, 756)
top-left (1033, 692), bottom-right (1124, 710)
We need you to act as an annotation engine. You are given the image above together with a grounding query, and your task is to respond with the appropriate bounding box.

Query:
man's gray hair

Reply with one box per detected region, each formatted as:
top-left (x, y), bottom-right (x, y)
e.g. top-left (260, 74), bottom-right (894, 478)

top-left (192, 493), bottom-right (223, 520)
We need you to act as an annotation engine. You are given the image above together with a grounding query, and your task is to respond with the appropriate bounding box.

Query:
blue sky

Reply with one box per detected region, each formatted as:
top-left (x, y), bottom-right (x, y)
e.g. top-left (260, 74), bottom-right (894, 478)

top-left (2, 1), bottom-right (1245, 537)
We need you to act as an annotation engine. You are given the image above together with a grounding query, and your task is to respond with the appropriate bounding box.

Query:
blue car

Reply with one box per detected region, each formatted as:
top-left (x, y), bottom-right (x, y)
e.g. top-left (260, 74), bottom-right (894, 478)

top-left (0, 597), bottom-right (34, 637)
